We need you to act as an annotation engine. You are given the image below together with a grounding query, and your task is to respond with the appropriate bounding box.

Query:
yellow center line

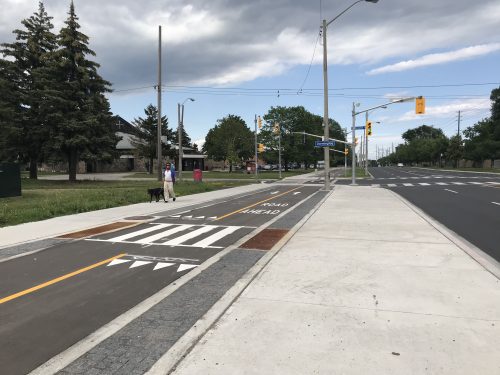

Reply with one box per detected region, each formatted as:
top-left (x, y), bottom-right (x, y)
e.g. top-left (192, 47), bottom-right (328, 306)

top-left (215, 186), bottom-right (303, 221)
top-left (0, 253), bottom-right (126, 305)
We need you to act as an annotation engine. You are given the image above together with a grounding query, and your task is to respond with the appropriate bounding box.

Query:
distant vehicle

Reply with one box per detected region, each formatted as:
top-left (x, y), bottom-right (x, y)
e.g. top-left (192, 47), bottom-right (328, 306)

top-left (397, 163), bottom-right (404, 167)
top-left (263, 164), bottom-right (273, 170)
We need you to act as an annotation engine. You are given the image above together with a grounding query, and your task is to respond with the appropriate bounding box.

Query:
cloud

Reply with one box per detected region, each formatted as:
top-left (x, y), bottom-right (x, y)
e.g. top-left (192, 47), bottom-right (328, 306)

top-left (367, 44), bottom-right (500, 75)
top-left (395, 98), bottom-right (490, 122)
top-left (1, 0), bottom-right (500, 88)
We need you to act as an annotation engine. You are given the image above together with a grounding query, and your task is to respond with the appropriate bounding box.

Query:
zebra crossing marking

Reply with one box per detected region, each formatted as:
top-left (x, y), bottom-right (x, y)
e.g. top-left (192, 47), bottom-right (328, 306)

top-left (87, 223), bottom-right (245, 249)
top-left (378, 181), bottom-right (496, 188)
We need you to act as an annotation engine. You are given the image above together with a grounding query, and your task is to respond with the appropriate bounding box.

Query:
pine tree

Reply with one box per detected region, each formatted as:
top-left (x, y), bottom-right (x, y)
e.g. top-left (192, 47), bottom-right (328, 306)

top-left (49, 1), bottom-right (117, 181)
top-left (1, 1), bottom-right (57, 178)
top-left (131, 104), bottom-right (173, 174)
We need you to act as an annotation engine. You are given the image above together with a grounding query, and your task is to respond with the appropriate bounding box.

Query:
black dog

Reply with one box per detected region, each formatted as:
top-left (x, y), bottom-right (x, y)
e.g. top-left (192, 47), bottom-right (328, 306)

top-left (147, 187), bottom-right (166, 202)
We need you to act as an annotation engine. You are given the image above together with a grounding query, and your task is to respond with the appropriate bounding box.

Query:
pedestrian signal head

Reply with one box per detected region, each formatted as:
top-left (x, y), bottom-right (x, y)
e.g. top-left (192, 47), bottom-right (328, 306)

top-left (344, 148), bottom-right (348, 155)
top-left (257, 116), bottom-right (262, 128)
top-left (258, 143), bottom-right (264, 152)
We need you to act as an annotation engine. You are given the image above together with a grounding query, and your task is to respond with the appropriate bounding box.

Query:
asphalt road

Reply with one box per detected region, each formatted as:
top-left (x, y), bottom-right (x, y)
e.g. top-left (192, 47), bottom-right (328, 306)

top-left (0, 184), bottom-right (320, 375)
top-left (339, 166), bottom-right (500, 262)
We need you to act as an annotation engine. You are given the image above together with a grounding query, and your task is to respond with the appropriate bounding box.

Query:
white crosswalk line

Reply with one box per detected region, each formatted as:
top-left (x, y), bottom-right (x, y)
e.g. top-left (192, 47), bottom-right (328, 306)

top-left (108, 224), bottom-right (173, 242)
top-left (163, 226), bottom-right (216, 246)
top-left (135, 225), bottom-right (192, 244)
top-left (419, 183), bottom-right (430, 186)
top-left (387, 184), bottom-right (397, 187)
top-left (190, 226), bottom-right (242, 248)
top-left (469, 182), bottom-right (483, 185)
top-left (403, 183), bottom-right (414, 186)
top-left (451, 182), bottom-right (466, 185)
top-left (436, 182), bottom-right (448, 185)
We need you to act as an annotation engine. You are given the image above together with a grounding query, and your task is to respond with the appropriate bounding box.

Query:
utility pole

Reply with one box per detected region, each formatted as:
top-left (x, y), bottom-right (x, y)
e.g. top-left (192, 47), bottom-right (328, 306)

top-left (344, 127), bottom-right (348, 177)
top-left (457, 110), bottom-right (461, 136)
top-left (365, 111), bottom-right (369, 174)
top-left (254, 115), bottom-right (258, 180)
top-left (351, 102), bottom-right (357, 185)
top-left (322, 19), bottom-right (330, 191)
top-left (178, 104), bottom-right (184, 180)
top-left (278, 124), bottom-right (282, 179)
top-left (157, 25), bottom-right (162, 181)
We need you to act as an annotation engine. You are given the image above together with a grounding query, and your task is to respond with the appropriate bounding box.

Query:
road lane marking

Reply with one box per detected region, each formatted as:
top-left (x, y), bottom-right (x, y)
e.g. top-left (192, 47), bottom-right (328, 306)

top-left (135, 225), bottom-right (191, 244)
top-left (444, 189), bottom-right (458, 194)
top-left (403, 183), bottom-right (414, 186)
top-left (387, 184), bottom-right (397, 187)
top-left (215, 186), bottom-right (302, 221)
top-left (0, 253), bottom-right (126, 305)
top-left (162, 226), bottom-right (215, 246)
top-left (451, 182), bottom-right (466, 185)
top-left (492, 202), bottom-right (500, 206)
top-left (436, 182), bottom-right (448, 185)
top-left (419, 183), bottom-right (430, 186)
top-left (190, 226), bottom-right (242, 248)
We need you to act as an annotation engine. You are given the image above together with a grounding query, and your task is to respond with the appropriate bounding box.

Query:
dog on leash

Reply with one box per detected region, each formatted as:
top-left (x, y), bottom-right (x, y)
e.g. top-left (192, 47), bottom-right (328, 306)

top-left (147, 187), bottom-right (166, 202)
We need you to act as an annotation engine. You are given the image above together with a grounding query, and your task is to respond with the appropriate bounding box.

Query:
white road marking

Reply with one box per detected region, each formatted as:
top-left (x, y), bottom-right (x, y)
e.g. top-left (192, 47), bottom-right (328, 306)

top-left (130, 260), bottom-right (152, 269)
top-left (444, 189), bottom-right (458, 194)
top-left (451, 182), bottom-right (465, 185)
top-left (492, 202), bottom-right (500, 206)
top-left (153, 262), bottom-right (175, 271)
top-left (107, 259), bottom-right (131, 267)
top-left (208, 216), bottom-right (218, 220)
top-left (135, 225), bottom-right (192, 244)
top-left (419, 183), bottom-right (430, 186)
top-left (270, 191), bottom-right (279, 195)
top-left (190, 226), bottom-right (242, 248)
top-left (108, 224), bottom-right (173, 242)
top-left (177, 264), bottom-right (198, 272)
top-left (403, 183), bottom-right (414, 186)
top-left (162, 226), bottom-right (216, 246)
top-left (436, 182), bottom-right (448, 185)
top-left (293, 192), bottom-right (301, 195)
top-left (169, 215), bottom-right (181, 218)
top-left (371, 184), bottom-right (380, 188)
top-left (194, 216), bottom-right (205, 219)
top-left (468, 182), bottom-right (483, 185)
top-left (387, 184), bottom-right (397, 187)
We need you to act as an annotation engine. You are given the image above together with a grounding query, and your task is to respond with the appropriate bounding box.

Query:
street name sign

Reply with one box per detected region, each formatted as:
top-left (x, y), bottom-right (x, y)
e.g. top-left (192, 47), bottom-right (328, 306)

top-left (315, 140), bottom-right (336, 147)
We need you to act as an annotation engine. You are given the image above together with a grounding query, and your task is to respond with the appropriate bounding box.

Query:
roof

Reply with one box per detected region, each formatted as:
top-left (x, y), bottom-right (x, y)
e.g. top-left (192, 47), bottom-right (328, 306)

top-left (116, 132), bottom-right (140, 150)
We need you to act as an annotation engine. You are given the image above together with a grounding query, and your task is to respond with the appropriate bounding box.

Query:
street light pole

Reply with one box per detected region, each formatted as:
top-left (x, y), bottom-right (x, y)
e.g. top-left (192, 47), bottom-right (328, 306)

top-left (177, 98), bottom-right (195, 181)
top-left (322, 19), bottom-right (330, 191)
top-left (351, 102), bottom-right (357, 185)
top-left (322, 0), bottom-right (379, 190)
top-left (157, 25), bottom-right (162, 181)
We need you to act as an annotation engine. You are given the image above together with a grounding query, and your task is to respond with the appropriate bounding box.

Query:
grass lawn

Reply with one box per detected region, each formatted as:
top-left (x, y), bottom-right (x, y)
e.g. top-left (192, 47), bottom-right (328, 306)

top-left (0, 179), bottom-right (253, 227)
top-left (130, 169), bottom-right (313, 180)
top-left (338, 167), bottom-right (370, 178)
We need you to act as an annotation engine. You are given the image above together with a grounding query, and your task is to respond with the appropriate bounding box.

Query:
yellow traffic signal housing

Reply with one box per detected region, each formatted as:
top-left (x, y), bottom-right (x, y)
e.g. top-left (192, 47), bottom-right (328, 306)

top-left (344, 148), bottom-right (349, 155)
top-left (416, 96), bottom-right (425, 114)
top-left (366, 121), bottom-right (372, 136)
top-left (273, 123), bottom-right (280, 134)
top-left (258, 143), bottom-right (264, 152)
top-left (257, 116), bottom-right (262, 128)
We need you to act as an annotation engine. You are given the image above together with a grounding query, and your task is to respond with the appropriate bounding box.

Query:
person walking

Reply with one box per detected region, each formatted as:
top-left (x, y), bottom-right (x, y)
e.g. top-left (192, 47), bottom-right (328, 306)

top-left (163, 162), bottom-right (176, 202)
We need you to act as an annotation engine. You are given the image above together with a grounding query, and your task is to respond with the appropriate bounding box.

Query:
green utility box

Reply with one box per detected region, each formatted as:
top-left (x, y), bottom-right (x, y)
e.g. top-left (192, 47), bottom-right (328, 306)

top-left (0, 163), bottom-right (21, 198)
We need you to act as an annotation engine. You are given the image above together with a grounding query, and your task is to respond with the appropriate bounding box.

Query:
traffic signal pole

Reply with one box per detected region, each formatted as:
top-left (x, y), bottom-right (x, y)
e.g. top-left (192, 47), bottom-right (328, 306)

top-left (365, 111), bottom-right (369, 175)
top-left (254, 114), bottom-right (258, 180)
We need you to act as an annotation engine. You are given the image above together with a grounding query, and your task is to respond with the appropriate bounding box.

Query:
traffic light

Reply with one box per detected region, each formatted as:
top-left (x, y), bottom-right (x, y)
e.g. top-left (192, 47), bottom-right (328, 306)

top-left (366, 121), bottom-right (372, 136)
top-left (344, 148), bottom-right (349, 155)
top-left (258, 143), bottom-right (264, 152)
top-left (416, 96), bottom-right (425, 114)
top-left (273, 123), bottom-right (280, 134)
top-left (257, 116), bottom-right (262, 128)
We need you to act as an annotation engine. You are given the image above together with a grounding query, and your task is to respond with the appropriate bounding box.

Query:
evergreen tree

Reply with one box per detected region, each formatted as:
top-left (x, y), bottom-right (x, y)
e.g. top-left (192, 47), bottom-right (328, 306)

top-left (48, 1), bottom-right (117, 181)
top-left (1, 1), bottom-right (57, 177)
top-left (131, 104), bottom-right (173, 174)
top-left (0, 59), bottom-right (23, 162)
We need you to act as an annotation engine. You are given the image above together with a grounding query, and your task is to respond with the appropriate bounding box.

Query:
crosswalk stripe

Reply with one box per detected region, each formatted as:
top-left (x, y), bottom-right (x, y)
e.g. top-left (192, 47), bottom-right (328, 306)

top-left (387, 184), bottom-right (397, 187)
top-left (469, 182), bottom-right (483, 185)
top-left (451, 182), bottom-right (465, 185)
top-left (419, 183), bottom-right (430, 186)
top-left (163, 226), bottom-right (216, 246)
top-left (108, 224), bottom-right (173, 242)
top-left (403, 183), bottom-right (414, 186)
top-left (436, 182), bottom-right (448, 185)
top-left (190, 226), bottom-right (242, 248)
top-left (136, 225), bottom-right (191, 244)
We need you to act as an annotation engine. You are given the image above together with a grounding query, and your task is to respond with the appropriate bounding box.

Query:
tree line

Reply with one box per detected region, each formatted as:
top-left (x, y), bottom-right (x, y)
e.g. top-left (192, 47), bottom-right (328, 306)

top-left (203, 106), bottom-right (348, 171)
top-left (380, 87), bottom-right (500, 168)
top-left (0, 1), bottom-right (116, 181)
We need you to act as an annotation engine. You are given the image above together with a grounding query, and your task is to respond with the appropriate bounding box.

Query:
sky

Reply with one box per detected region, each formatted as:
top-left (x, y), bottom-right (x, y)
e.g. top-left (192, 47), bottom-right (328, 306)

top-left (1, 0), bottom-right (499, 159)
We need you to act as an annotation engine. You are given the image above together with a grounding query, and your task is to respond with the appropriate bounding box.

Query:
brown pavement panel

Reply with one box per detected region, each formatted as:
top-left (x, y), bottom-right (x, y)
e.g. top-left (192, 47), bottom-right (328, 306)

top-left (240, 228), bottom-right (289, 251)
top-left (56, 222), bottom-right (139, 239)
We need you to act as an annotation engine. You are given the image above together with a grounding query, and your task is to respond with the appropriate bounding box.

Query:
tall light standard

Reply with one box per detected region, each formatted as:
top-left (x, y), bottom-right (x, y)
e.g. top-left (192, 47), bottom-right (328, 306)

top-left (322, 0), bottom-right (379, 190)
top-left (177, 98), bottom-right (195, 181)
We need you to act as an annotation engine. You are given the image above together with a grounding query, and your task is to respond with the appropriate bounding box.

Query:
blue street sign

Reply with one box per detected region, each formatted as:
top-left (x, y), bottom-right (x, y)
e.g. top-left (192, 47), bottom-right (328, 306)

top-left (315, 140), bottom-right (336, 147)
top-left (355, 126), bottom-right (365, 130)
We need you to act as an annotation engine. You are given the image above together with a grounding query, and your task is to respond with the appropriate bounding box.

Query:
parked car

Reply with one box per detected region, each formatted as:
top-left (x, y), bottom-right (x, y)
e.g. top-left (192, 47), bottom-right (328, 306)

top-left (397, 163), bottom-right (404, 167)
top-left (263, 164), bottom-right (273, 170)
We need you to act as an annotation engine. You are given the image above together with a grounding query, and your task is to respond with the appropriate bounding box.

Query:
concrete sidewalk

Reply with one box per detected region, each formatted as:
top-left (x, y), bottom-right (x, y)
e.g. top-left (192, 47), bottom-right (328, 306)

top-left (168, 185), bottom-right (500, 375)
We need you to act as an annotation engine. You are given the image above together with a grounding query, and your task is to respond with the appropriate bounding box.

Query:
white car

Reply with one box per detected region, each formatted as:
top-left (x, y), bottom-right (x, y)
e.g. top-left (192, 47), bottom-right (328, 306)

top-left (397, 163), bottom-right (404, 167)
